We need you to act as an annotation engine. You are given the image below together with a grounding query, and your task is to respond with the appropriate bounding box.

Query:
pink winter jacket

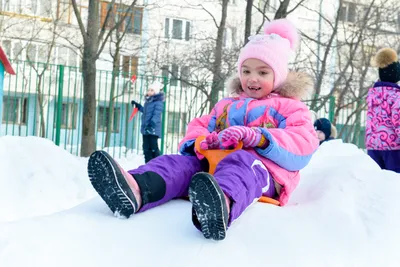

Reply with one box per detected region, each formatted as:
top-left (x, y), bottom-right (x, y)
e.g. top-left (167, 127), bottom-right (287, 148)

top-left (178, 72), bottom-right (319, 206)
top-left (366, 81), bottom-right (400, 150)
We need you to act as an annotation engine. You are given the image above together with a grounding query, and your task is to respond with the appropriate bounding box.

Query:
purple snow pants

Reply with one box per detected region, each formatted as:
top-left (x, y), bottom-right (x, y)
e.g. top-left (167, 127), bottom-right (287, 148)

top-left (368, 150), bottom-right (400, 173)
top-left (127, 150), bottom-right (276, 225)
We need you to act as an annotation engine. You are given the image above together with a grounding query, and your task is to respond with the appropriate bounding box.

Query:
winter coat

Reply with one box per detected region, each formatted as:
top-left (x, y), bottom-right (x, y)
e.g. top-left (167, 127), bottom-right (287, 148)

top-left (137, 93), bottom-right (165, 138)
top-left (366, 81), bottom-right (400, 150)
top-left (178, 72), bottom-right (319, 206)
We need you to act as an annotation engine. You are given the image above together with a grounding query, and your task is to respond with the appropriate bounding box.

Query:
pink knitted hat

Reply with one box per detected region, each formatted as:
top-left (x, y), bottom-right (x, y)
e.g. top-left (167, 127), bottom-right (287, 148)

top-left (237, 19), bottom-right (300, 89)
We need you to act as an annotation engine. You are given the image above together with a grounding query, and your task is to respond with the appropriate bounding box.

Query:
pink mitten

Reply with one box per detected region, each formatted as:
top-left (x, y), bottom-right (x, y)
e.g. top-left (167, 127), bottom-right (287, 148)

top-left (194, 147), bottom-right (205, 160)
top-left (200, 131), bottom-right (220, 150)
top-left (218, 126), bottom-right (262, 148)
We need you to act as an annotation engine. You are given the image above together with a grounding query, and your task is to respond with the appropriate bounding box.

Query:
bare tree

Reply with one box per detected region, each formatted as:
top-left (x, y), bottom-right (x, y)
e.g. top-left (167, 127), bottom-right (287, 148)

top-left (244, 0), bottom-right (254, 44)
top-left (297, 0), bottom-right (400, 144)
top-left (253, 0), bottom-right (308, 34)
top-left (70, 0), bottom-right (137, 156)
top-left (209, 0), bottom-right (230, 109)
top-left (0, 3), bottom-right (63, 137)
top-left (104, 1), bottom-right (139, 148)
top-left (27, 24), bottom-right (58, 138)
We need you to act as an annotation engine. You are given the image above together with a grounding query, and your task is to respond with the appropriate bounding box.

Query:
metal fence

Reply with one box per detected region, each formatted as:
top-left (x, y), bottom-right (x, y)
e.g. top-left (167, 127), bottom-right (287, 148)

top-left (305, 96), bottom-right (367, 149)
top-left (0, 60), bottom-right (368, 158)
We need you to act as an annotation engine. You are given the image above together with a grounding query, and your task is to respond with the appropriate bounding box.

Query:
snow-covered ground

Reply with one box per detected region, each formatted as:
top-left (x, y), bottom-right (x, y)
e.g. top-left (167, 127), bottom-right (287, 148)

top-left (0, 136), bottom-right (399, 267)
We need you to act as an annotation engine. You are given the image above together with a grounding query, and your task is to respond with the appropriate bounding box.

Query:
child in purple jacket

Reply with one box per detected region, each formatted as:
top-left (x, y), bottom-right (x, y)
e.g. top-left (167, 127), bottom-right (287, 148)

top-left (87, 19), bottom-right (319, 241)
top-left (366, 48), bottom-right (400, 173)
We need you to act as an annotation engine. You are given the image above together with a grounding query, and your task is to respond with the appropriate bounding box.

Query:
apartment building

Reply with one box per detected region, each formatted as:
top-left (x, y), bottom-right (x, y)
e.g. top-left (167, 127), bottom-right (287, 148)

top-left (0, 0), bottom-right (398, 152)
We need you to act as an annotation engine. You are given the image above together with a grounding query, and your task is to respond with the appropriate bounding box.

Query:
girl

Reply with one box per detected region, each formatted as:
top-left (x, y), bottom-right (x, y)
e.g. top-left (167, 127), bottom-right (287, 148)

top-left (131, 81), bottom-right (165, 163)
top-left (88, 19), bottom-right (319, 241)
top-left (366, 48), bottom-right (400, 173)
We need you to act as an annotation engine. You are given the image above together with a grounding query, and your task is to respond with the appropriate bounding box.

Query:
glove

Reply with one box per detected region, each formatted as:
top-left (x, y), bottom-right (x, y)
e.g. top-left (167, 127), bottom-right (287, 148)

top-left (144, 127), bottom-right (154, 135)
top-left (200, 132), bottom-right (220, 150)
top-left (144, 121), bottom-right (155, 135)
top-left (218, 126), bottom-right (263, 148)
top-left (194, 147), bottom-right (205, 160)
top-left (131, 100), bottom-right (141, 109)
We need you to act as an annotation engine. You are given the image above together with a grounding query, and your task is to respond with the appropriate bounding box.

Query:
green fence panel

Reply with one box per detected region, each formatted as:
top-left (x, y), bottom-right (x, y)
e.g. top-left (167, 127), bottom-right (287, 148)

top-left (1, 59), bottom-right (369, 158)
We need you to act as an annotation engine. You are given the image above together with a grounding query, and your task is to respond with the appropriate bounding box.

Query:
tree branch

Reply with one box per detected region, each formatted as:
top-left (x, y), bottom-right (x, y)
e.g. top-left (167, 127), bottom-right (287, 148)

top-left (97, 0), bottom-right (138, 58)
top-left (71, 0), bottom-right (88, 43)
top-left (199, 4), bottom-right (219, 29)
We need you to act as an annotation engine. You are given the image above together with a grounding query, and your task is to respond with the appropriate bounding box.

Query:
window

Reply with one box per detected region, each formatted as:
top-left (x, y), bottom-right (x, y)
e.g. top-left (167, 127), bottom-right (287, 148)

top-left (172, 20), bottom-right (182, 39)
top-left (2, 40), bottom-right (11, 58)
top-left (67, 49), bottom-right (79, 67)
top-left (358, 5), bottom-right (379, 22)
top-left (181, 66), bottom-right (190, 88)
top-left (38, 0), bottom-right (52, 16)
top-left (57, 0), bottom-right (88, 25)
top-left (339, 2), bottom-right (356, 23)
top-left (54, 102), bottom-right (78, 129)
top-left (164, 18), bottom-right (190, 41)
top-left (2, 97), bottom-right (28, 124)
top-left (161, 64), bottom-right (190, 87)
top-left (161, 65), bottom-right (169, 79)
top-left (167, 112), bottom-right (187, 134)
top-left (223, 27), bottom-right (237, 48)
top-left (13, 42), bottom-right (23, 60)
top-left (1, 41), bottom-right (24, 60)
top-left (363, 45), bottom-right (376, 64)
top-left (170, 64), bottom-right (179, 86)
top-left (397, 12), bottom-right (400, 30)
top-left (57, 47), bottom-right (68, 65)
top-left (57, 46), bottom-right (78, 66)
top-left (25, 43), bottom-right (49, 63)
top-left (97, 106), bottom-right (121, 133)
top-left (26, 44), bottom-right (37, 62)
top-left (37, 45), bottom-right (48, 62)
top-left (121, 56), bottom-right (138, 78)
top-left (99, 2), bottom-right (143, 34)
top-left (1, 0), bottom-right (51, 16)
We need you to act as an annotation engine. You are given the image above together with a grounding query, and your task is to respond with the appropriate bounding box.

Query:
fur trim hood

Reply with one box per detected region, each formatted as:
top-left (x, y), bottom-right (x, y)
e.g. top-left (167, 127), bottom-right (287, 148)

top-left (226, 71), bottom-right (315, 100)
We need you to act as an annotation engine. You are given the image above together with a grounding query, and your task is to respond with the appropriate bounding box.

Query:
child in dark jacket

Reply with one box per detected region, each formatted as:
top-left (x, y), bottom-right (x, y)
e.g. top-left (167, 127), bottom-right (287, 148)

top-left (314, 118), bottom-right (337, 145)
top-left (366, 48), bottom-right (400, 173)
top-left (131, 81), bottom-right (165, 163)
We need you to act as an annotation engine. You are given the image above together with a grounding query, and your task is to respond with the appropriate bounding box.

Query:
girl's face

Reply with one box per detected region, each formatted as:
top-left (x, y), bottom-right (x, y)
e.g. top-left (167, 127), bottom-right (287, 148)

top-left (146, 88), bottom-right (155, 96)
top-left (240, 58), bottom-right (275, 99)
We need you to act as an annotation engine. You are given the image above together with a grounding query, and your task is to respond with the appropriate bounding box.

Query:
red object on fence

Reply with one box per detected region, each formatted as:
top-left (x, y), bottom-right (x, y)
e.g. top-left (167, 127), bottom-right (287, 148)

top-left (128, 75), bottom-right (138, 121)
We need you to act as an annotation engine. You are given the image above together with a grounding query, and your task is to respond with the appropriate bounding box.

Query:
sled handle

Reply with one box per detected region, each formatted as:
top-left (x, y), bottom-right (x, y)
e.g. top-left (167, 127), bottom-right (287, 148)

top-left (195, 136), bottom-right (242, 175)
top-left (194, 136), bottom-right (280, 206)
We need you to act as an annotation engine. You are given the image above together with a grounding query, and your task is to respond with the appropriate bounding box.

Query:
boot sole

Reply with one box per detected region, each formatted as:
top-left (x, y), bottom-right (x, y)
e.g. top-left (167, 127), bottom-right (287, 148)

top-left (87, 151), bottom-right (137, 218)
top-left (189, 172), bottom-right (228, 241)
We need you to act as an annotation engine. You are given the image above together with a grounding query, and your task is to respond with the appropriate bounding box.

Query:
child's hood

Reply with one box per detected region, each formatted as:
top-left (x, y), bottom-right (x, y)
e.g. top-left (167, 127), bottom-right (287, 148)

top-left (145, 92), bottom-right (165, 102)
top-left (226, 71), bottom-right (314, 100)
top-left (373, 81), bottom-right (400, 90)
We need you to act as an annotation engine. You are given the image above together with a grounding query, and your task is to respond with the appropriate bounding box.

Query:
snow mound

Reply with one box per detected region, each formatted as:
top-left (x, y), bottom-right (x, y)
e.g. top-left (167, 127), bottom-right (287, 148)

top-left (0, 136), bottom-right (92, 222)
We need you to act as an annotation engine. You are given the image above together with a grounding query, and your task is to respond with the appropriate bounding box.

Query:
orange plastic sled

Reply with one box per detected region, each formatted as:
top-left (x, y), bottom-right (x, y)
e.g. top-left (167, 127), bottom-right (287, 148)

top-left (195, 136), bottom-right (280, 206)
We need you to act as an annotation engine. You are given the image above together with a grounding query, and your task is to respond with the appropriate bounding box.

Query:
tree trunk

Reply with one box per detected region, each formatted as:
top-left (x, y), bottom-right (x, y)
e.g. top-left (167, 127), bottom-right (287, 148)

top-left (104, 50), bottom-right (120, 148)
top-left (210, 0), bottom-right (229, 111)
top-left (244, 0), bottom-right (253, 44)
top-left (80, 48), bottom-right (98, 156)
top-left (36, 75), bottom-right (46, 138)
top-left (274, 0), bottom-right (290, 19)
top-left (79, 0), bottom-right (100, 157)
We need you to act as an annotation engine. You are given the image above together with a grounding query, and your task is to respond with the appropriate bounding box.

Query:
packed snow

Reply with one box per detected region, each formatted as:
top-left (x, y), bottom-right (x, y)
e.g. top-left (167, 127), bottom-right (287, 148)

top-left (0, 136), bottom-right (399, 267)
